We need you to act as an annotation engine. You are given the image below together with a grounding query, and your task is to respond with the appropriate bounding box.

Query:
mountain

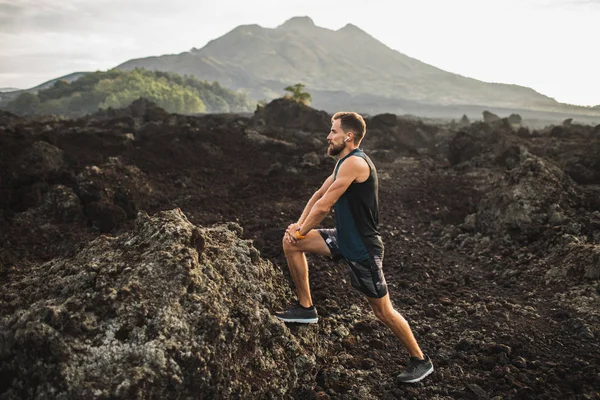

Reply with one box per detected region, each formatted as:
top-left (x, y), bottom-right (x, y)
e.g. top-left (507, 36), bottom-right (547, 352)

top-left (116, 16), bottom-right (600, 121)
top-left (0, 87), bottom-right (20, 93)
top-left (0, 72), bottom-right (89, 107)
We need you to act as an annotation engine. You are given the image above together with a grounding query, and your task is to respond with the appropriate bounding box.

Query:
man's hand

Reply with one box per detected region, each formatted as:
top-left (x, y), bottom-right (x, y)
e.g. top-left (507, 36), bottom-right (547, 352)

top-left (285, 222), bottom-right (301, 243)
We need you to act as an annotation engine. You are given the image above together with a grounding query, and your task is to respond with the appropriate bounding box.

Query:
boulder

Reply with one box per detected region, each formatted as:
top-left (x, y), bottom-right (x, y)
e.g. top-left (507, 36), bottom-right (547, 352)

top-left (448, 131), bottom-right (485, 165)
top-left (564, 163), bottom-right (597, 184)
top-left (550, 126), bottom-right (567, 138)
top-left (13, 140), bottom-right (64, 184)
top-left (563, 141), bottom-right (600, 184)
top-left (0, 209), bottom-right (316, 399)
top-left (507, 114), bottom-right (522, 127)
top-left (495, 144), bottom-right (528, 170)
top-left (75, 160), bottom-right (153, 232)
top-left (249, 98), bottom-right (330, 132)
top-left (549, 124), bottom-right (592, 139)
top-left (6, 185), bottom-right (87, 259)
top-left (482, 111), bottom-right (500, 124)
top-left (301, 152), bottom-right (322, 168)
top-left (94, 98), bottom-right (169, 123)
top-left (12, 184), bottom-right (84, 224)
top-left (0, 110), bottom-right (20, 127)
top-left (459, 114), bottom-right (471, 127)
top-left (476, 154), bottom-right (579, 241)
top-left (367, 113), bottom-right (397, 130)
top-left (545, 243), bottom-right (600, 281)
top-left (447, 121), bottom-right (527, 168)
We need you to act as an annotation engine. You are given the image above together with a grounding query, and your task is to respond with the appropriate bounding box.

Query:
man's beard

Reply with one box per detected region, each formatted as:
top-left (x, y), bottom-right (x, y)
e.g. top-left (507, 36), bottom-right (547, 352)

top-left (328, 142), bottom-right (345, 156)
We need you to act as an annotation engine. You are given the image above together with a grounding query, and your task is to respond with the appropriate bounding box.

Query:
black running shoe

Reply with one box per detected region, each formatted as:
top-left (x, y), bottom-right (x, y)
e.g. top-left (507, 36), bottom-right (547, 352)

top-left (275, 302), bottom-right (318, 324)
top-left (397, 355), bottom-right (434, 383)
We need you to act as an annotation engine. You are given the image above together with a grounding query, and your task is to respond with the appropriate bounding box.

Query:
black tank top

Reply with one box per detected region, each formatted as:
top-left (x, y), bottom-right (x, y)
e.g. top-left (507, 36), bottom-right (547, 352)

top-left (333, 149), bottom-right (384, 262)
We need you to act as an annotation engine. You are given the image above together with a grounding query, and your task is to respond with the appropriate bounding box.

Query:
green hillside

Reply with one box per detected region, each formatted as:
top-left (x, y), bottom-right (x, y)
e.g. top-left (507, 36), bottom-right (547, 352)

top-left (3, 69), bottom-right (255, 117)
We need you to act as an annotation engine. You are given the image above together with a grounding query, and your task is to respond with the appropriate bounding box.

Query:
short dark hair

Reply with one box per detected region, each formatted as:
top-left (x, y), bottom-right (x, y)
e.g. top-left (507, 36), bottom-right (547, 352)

top-left (332, 112), bottom-right (366, 144)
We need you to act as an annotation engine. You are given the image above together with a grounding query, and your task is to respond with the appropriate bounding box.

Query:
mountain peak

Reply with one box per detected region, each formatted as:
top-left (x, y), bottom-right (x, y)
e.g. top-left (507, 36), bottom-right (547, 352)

top-left (277, 16), bottom-right (316, 30)
top-left (338, 23), bottom-right (365, 34)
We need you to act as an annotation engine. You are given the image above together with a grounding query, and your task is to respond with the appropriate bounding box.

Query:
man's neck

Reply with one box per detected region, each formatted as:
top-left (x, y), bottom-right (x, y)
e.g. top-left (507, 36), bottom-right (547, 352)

top-left (337, 146), bottom-right (358, 160)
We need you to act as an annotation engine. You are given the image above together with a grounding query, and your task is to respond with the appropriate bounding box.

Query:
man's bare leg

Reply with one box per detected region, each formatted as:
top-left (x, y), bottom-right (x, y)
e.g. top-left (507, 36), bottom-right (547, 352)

top-left (367, 294), bottom-right (424, 359)
top-left (282, 230), bottom-right (331, 308)
top-left (284, 243), bottom-right (312, 307)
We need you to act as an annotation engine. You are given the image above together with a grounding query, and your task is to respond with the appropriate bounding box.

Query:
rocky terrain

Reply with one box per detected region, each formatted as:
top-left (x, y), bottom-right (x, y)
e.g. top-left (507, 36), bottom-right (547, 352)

top-left (1, 98), bottom-right (599, 399)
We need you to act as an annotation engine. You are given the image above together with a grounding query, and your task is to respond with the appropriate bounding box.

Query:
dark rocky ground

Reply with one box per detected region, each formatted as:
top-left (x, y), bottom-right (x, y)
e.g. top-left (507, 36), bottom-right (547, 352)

top-left (1, 98), bottom-right (599, 399)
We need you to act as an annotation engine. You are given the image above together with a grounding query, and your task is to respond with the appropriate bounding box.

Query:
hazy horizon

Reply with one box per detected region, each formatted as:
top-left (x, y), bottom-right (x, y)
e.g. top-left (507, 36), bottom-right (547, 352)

top-left (1, 0), bottom-right (598, 106)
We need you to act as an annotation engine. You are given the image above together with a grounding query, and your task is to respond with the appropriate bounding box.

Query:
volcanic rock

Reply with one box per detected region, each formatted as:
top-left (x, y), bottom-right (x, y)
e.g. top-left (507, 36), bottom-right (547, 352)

top-left (250, 98), bottom-right (330, 132)
top-left (94, 97), bottom-right (170, 123)
top-left (563, 147), bottom-right (600, 184)
top-left (548, 123), bottom-right (594, 139)
top-left (448, 131), bottom-right (487, 166)
top-left (545, 242), bottom-right (600, 281)
top-left (459, 114), bottom-right (471, 127)
top-left (75, 159), bottom-right (153, 232)
top-left (495, 144), bottom-right (528, 170)
top-left (1, 99), bottom-right (599, 399)
top-left (507, 113), bottom-right (522, 127)
top-left (364, 116), bottom-right (437, 157)
top-left (13, 141), bottom-right (65, 184)
top-left (446, 119), bottom-right (523, 167)
top-left (12, 184), bottom-right (84, 225)
top-left (482, 110), bottom-right (500, 124)
top-left (465, 383), bottom-right (489, 400)
top-left (0, 209), bottom-right (316, 399)
top-left (475, 154), bottom-right (579, 241)
top-left (368, 113), bottom-right (397, 129)
top-left (0, 110), bottom-right (20, 127)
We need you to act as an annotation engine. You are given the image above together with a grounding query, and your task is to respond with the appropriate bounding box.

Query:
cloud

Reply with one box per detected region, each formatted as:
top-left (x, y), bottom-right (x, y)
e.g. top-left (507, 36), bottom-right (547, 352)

top-left (534, 0), bottom-right (600, 8)
top-left (0, 53), bottom-right (97, 74)
top-left (0, 1), bottom-right (84, 33)
top-left (0, 0), bottom-right (194, 34)
top-left (557, 0), bottom-right (600, 5)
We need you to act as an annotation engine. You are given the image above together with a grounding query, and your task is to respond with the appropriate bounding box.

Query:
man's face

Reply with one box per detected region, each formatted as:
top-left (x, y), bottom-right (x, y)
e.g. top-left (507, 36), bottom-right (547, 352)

top-left (327, 119), bottom-right (348, 156)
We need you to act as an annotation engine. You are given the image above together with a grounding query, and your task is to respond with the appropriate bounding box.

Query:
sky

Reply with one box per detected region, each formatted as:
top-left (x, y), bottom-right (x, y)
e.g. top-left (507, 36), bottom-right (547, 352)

top-left (0, 0), bottom-right (598, 106)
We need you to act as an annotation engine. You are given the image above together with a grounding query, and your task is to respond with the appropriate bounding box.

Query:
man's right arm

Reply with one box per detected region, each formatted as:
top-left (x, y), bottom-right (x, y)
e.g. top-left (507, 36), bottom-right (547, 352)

top-left (297, 173), bottom-right (335, 225)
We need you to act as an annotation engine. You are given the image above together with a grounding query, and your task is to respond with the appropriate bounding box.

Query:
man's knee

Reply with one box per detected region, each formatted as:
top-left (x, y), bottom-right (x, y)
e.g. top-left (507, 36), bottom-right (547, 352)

top-left (370, 302), bottom-right (387, 321)
top-left (282, 234), bottom-right (298, 254)
top-left (282, 234), bottom-right (289, 251)
top-left (369, 299), bottom-right (398, 323)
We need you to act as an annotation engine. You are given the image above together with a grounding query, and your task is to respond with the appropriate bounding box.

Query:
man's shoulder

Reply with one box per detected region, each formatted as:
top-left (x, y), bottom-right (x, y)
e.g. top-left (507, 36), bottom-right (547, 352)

top-left (340, 153), bottom-right (370, 182)
top-left (343, 154), bottom-right (369, 168)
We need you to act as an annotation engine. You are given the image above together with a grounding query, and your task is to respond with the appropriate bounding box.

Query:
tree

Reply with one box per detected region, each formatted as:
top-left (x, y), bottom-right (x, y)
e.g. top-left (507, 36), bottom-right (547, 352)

top-left (8, 92), bottom-right (40, 115)
top-left (284, 83), bottom-right (311, 105)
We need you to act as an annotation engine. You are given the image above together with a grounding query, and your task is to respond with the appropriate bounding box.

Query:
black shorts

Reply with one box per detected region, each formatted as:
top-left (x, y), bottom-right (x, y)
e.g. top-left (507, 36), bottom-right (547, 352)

top-left (318, 228), bottom-right (388, 299)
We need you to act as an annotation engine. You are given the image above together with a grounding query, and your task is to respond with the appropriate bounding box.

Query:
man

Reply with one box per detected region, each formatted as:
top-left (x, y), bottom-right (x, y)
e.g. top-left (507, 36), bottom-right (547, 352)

top-left (275, 112), bottom-right (434, 384)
